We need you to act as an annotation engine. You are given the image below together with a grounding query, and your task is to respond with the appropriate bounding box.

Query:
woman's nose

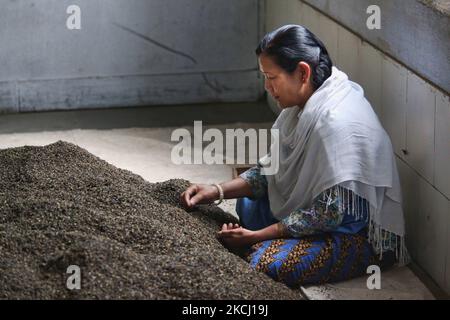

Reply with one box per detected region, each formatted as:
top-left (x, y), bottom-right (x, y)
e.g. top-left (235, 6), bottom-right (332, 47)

top-left (264, 79), bottom-right (273, 94)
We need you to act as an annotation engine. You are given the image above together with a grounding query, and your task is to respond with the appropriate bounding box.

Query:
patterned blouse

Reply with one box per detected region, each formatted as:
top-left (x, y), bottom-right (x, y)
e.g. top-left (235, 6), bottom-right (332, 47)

top-left (239, 165), bottom-right (369, 237)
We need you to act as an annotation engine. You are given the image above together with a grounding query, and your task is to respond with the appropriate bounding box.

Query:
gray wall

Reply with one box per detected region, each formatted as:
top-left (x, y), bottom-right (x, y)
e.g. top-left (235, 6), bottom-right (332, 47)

top-left (303, 0), bottom-right (450, 94)
top-left (0, 0), bottom-right (264, 113)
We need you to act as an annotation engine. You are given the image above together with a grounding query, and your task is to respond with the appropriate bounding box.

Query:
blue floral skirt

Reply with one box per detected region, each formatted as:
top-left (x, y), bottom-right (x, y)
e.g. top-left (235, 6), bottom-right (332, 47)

top-left (236, 195), bottom-right (395, 288)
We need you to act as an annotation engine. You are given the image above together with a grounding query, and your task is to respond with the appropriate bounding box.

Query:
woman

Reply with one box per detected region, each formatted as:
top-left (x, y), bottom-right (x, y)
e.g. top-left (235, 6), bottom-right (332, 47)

top-left (180, 25), bottom-right (409, 286)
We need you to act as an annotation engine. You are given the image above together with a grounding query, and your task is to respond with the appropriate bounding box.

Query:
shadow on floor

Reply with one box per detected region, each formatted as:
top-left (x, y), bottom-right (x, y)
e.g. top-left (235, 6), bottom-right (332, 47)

top-left (0, 100), bottom-right (277, 134)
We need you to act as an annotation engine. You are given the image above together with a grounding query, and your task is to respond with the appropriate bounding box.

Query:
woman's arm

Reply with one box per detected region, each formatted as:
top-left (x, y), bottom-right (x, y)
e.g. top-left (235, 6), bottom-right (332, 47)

top-left (180, 176), bottom-right (254, 209)
top-left (252, 222), bottom-right (289, 242)
top-left (238, 165), bottom-right (268, 200)
top-left (280, 186), bottom-right (345, 237)
top-left (220, 176), bottom-right (256, 199)
top-left (181, 164), bottom-right (268, 210)
top-left (241, 186), bottom-right (347, 245)
top-left (219, 185), bottom-right (366, 247)
top-left (217, 221), bottom-right (288, 247)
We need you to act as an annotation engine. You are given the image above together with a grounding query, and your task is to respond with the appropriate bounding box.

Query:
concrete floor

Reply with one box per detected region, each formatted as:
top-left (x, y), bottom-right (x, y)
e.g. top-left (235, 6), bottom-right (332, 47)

top-left (0, 103), bottom-right (437, 300)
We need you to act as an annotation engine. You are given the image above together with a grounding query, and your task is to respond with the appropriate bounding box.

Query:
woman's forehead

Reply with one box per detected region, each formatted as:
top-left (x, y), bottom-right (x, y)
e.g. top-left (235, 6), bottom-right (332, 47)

top-left (258, 55), bottom-right (280, 74)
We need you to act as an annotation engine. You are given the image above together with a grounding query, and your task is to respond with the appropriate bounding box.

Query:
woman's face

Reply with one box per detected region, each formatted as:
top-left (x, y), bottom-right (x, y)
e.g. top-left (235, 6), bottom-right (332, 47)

top-left (258, 54), bottom-right (314, 110)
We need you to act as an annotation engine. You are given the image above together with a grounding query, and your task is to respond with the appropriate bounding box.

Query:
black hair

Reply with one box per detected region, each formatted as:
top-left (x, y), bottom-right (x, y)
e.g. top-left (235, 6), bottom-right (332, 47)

top-left (256, 24), bottom-right (333, 90)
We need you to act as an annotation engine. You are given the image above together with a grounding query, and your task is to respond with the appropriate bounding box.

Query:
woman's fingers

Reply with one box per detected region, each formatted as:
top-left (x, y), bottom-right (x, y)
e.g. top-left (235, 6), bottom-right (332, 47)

top-left (179, 191), bottom-right (184, 202)
top-left (180, 191), bottom-right (189, 207)
top-left (182, 185), bottom-right (198, 208)
top-left (217, 223), bottom-right (244, 240)
top-left (189, 192), bottom-right (204, 206)
top-left (218, 224), bottom-right (227, 237)
top-left (218, 227), bottom-right (241, 237)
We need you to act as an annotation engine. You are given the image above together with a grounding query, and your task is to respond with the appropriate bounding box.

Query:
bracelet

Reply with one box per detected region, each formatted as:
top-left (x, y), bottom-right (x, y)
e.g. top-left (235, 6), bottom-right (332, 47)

top-left (277, 222), bottom-right (286, 238)
top-left (212, 183), bottom-right (224, 205)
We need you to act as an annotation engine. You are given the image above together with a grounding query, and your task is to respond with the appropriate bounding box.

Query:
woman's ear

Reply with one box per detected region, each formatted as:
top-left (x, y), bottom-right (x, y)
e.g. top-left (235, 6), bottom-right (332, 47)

top-left (297, 61), bottom-right (312, 84)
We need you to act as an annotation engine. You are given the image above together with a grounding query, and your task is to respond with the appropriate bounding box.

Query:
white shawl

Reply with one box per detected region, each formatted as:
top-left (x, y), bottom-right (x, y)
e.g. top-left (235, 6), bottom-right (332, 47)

top-left (260, 67), bottom-right (409, 264)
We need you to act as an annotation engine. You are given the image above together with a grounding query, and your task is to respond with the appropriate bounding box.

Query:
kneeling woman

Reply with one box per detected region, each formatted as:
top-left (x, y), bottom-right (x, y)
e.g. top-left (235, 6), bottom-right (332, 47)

top-left (180, 25), bottom-right (409, 287)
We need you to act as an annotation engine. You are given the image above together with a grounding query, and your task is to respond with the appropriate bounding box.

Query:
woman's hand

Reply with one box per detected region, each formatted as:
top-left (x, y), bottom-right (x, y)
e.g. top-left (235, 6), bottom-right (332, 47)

top-left (216, 223), bottom-right (257, 248)
top-left (180, 178), bottom-right (256, 211)
top-left (217, 222), bottom-right (288, 248)
top-left (180, 184), bottom-right (220, 210)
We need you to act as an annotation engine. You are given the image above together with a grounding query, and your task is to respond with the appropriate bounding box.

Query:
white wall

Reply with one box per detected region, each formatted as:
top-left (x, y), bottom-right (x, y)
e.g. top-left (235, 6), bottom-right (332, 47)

top-left (0, 0), bottom-right (264, 113)
top-left (265, 0), bottom-right (450, 294)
